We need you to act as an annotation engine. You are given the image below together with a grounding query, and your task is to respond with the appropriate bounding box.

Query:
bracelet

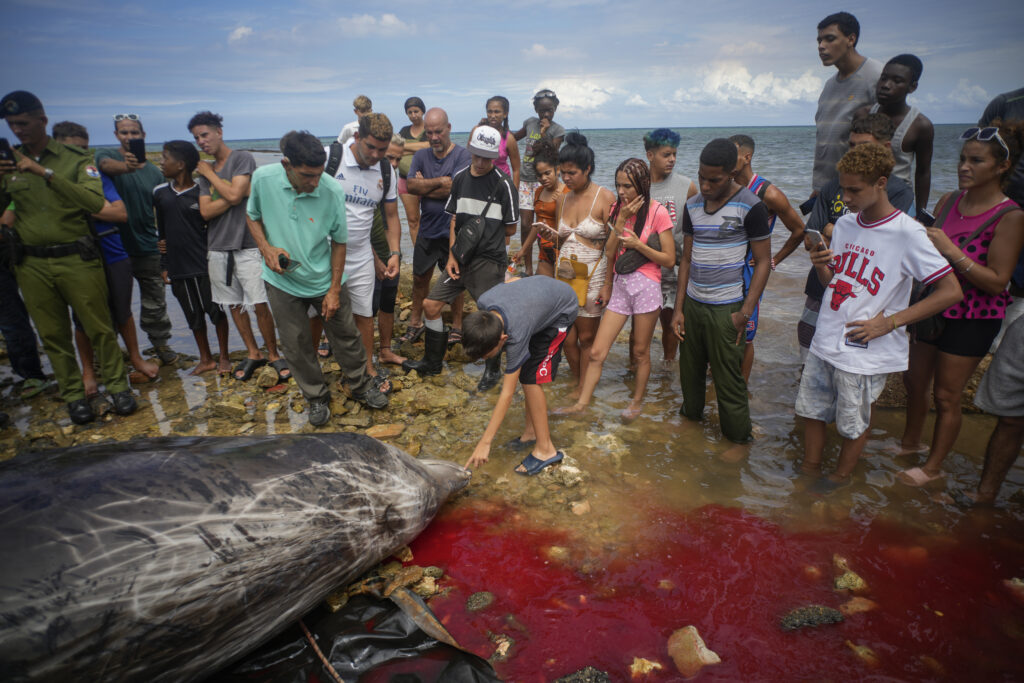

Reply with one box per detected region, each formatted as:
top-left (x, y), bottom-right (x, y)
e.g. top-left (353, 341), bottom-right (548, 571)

top-left (890, 315), bottom-right (898, 331)
top-left (950, 255), bottom-right (967, 267)
top-left (963, 260), bottom-right (975, 273)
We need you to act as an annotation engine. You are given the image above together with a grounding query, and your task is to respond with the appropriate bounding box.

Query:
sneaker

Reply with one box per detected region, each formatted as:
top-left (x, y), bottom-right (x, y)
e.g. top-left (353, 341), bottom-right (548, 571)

top-left (67, 398), bottom-right (95, 425)
top-left (111, 390), bottom-right (138, 416)
top-left (352, 381), bottom-right (389, 409)
top-left (153, 345), bottom-right (178, 365)
top-left (309, 397), bottom-right (331, 426)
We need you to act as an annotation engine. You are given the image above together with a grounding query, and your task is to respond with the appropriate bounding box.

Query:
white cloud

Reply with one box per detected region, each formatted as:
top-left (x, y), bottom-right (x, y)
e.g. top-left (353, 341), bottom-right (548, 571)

top-left (946, 78), bottom-right (989, 108)
top-left (673, 61), bottom-right (822, 109)
top-left (228, 26), bottom-right (252, 43)
top-left (535, 79), bottom-right (624, 114)
top-left (342, 13), bottom-right (413, 37)
top-left (521, 43), bottom-right (572, 59)
top-left (625, 94), bottom-right (649, 107)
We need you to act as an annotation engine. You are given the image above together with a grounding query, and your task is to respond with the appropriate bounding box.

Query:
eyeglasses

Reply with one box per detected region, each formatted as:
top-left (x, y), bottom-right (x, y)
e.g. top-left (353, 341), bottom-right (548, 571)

top-left (960, 127), bottom-right (1010, 160)
top-left (533, 89), bottom-right (557, 100)
top-left (114, 113), bottom-right (140, 122)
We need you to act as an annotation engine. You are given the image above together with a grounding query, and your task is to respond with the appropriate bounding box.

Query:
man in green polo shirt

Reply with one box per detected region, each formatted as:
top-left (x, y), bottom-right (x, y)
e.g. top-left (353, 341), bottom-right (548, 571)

top-left (0, 90), bottom-right (135, 424)
top-left (246, 130), bottom-right (388, 426)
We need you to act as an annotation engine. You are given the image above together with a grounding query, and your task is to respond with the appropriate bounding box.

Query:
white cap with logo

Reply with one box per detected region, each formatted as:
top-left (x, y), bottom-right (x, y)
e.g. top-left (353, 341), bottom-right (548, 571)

top-left (468, 125), bottom-right (501, 159)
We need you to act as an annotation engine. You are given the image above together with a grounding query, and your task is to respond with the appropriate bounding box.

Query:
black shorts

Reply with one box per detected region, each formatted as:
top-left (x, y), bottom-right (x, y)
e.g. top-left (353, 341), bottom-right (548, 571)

top-left (918, 316), bottom-right (1001, 357)
top-left (372, 273), bottom-right (399, 315)
top-left (426, 259), bottom-right (504, 304)
top-left (171, 274), bottom-right (224, 331)
top-left (413, 236), bottom-right (450, 277)
top-left (519, 325), bottom-right (568, 385)
top-left (72, 256), bottom-right (133, 331)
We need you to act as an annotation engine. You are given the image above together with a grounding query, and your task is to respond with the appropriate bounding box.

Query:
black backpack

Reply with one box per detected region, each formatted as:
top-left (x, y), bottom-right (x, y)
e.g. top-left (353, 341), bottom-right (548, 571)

top-left (325, 141), bottom-right (391, 208)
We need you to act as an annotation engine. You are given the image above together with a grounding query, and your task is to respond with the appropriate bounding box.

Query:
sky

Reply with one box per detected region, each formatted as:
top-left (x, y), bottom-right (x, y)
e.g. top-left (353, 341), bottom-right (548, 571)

top-left (1, 0), bottom-right (1021, 145)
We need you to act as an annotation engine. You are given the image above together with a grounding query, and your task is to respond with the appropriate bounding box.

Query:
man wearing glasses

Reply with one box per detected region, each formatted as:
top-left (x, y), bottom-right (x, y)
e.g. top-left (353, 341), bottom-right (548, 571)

top-left (0, 90), bottom-right (136, 424)
top-left (95, 112), bottom-right (177, 366)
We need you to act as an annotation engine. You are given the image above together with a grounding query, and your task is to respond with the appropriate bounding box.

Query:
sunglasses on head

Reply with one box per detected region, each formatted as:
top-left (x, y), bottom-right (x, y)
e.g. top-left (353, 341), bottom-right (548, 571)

top-left (114, 113), bottom-right (140, 122)
top-left (960, 127), bottom-right (1010, 159)
top-left (534, 89), bottom-right (557, 100)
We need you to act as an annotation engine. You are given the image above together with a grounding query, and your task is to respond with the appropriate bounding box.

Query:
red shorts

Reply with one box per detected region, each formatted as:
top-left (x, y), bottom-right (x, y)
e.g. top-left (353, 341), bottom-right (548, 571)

top-left (519, 326), bottom-right (568, 385)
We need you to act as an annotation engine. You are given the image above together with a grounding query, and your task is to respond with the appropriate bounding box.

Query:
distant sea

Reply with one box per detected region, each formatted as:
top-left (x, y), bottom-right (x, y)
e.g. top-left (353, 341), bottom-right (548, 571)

top-left (117, 124), bottom-right (970, 213)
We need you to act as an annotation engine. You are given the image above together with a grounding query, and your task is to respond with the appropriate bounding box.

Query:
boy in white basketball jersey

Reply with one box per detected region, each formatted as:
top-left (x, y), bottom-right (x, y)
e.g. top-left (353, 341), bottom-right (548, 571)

top-left (796, 143), bottom-right (962, 493)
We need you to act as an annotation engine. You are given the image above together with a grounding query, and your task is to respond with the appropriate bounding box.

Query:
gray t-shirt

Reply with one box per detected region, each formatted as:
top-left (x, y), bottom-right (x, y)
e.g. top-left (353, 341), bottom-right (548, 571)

top-left (650, 172), bottom-right (692, 291)
top-left (478, 277), bottom-right (578, 373)
top-left (198, 149), bottom-right (257, 252)
top-left (520, 117), bottom-right (566, 183)
top-left (812, 57), bottom-right (883, 190)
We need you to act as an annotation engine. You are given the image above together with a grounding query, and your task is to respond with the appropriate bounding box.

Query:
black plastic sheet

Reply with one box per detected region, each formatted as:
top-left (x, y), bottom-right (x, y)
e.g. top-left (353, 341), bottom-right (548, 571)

top-left (213, 596), bottom-right (501, 683)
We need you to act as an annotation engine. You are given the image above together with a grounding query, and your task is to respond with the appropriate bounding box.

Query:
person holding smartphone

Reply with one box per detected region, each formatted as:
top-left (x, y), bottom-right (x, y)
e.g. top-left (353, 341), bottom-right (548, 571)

top-left (513, 139), bottom-right (566, 278)
top-left (95, 113), bottom-right (177, 366)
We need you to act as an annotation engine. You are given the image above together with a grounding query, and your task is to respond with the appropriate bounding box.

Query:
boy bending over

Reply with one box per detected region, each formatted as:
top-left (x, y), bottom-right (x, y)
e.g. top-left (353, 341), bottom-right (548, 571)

top-left (797, 143), bottom-right (961, 494)
top-left (463, 277), bottom-right (578, 475)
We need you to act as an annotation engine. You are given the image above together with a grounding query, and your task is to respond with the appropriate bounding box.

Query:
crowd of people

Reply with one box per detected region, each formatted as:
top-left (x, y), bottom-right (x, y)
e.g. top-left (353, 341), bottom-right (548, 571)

top-left (1, 10), bottom-right (1022, 502)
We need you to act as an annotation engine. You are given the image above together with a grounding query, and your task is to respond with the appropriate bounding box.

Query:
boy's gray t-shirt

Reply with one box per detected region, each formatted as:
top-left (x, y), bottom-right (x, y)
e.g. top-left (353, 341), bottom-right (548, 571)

top-left (198, 149), bottom-right (258, 252)
top-left (650, 172), bottom-right (692, 289)
top-left (812, 57), bottom-right (883, 190)
top-left (478, 277), bottom-right (578, 373)
top-left (520, 117), bottom-right (566, 183)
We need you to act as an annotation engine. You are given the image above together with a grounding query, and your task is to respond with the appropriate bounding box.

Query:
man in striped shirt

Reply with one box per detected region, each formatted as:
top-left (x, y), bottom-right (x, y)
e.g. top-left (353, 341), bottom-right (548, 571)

top-left (671, 138), bottom-right (772, 444)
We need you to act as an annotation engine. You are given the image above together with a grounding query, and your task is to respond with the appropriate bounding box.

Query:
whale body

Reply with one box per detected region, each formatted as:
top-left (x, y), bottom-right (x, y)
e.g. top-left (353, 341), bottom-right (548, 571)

top-left (0, 434), bottom-right (470, 682)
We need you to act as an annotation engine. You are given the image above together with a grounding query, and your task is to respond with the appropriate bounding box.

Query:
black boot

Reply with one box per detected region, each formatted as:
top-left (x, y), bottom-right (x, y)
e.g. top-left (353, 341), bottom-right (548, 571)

top-left (477, 355), bottom-right (503, 392)
top-left (402, 328), bottom-right (448, 376)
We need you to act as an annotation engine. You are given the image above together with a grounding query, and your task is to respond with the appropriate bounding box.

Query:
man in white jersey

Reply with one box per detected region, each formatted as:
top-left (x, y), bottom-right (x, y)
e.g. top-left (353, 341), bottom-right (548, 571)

top-left (796, 142), bottom-right (961, 494)
top-left (324, 113), bottom-right (402, 388)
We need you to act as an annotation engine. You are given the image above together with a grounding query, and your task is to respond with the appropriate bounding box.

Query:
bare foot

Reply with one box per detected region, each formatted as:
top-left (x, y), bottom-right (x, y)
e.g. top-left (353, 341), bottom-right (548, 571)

top-left (554, 403), bottom-right (587, 415)
top-left (799, 460), bottom-right (823, 475)
top-left (885, 442), bottom-right (928, 457)
top-left (621, 403), bottom-right (642, 421)
top-left (83, 376), bottom-right (99, 399)
top-left (190, 359), bottom-right (218, 376)
top-left (720, 442), bottom-right (749, 463)
top-left (379, 349), bottom-right (407, 365)
top-left (217, 357), bottom-right (232, 375)
top-left (567, 386), bottom-right (581, 402)
top-left (132, 358), bottom-right (160, 379)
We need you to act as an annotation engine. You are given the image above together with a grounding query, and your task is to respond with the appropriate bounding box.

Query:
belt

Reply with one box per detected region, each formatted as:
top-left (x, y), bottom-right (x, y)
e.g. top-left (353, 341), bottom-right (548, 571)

top-left (22, 242), bottom-right (81, 258)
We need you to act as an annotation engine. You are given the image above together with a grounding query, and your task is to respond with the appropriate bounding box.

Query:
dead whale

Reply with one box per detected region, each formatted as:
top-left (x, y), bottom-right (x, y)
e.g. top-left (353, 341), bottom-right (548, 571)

top-left (0, 434), bottom-right (470, 682)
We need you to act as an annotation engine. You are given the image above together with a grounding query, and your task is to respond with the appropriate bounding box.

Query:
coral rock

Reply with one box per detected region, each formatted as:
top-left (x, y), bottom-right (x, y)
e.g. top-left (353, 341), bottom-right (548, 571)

top-left (466, 591), bottom-right (495, 612)
top-left (833, 554), bottom-right (868, 592)
top-left (845, 640), bottom-right (880, 668)
top-left (366, 423), bottom-right (405, 439)
top-left (629, 657), bottom-right (663, 677)
top-left (839, 597), bottom-right (879, 616)
top-left (780, 605), bottom-right (844, 631)
top-left (667, 625), bottom-right (721, 677)
top-left (254, 365), bottom-right (279, 388)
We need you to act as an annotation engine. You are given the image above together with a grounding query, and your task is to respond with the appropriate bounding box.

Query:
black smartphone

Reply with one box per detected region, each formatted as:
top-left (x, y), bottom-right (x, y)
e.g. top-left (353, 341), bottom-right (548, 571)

top-left (0, 138), bottom-right (14, 163)
top-left (799, 195), bottom-right (817, 215)
top-left (917, 210), bottom-right (936, 227)
top-left (128, 138), bottom-right (147, 165)
top-left (277, 253), bottom-right (301, 272)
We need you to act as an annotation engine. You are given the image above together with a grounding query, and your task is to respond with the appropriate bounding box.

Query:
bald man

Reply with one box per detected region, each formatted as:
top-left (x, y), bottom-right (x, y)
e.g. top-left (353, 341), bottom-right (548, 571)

top-left (401, 108), bottom-right (471, 345)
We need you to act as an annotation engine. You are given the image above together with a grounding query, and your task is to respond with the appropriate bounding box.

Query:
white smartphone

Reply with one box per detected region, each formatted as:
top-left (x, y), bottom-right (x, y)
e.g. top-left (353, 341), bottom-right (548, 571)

top-left (806, 229), bottom-right (825, 249)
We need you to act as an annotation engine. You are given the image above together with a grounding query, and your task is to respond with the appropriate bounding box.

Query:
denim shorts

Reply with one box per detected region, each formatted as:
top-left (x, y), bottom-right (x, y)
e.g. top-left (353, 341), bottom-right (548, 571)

top-left (795, 352), bottom-right (887, 439)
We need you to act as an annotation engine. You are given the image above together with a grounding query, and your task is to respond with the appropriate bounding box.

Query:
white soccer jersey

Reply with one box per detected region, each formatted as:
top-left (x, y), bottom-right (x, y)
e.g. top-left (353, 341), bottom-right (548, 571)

top-left (810, 209), bottom-right (952, 374)
top-left (324, 142), bottom-right (398, 263)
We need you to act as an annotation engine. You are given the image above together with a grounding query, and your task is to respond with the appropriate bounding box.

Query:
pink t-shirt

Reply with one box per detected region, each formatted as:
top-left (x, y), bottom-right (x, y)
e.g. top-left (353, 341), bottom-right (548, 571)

top-left (614, 199), bottom-right (673, 282)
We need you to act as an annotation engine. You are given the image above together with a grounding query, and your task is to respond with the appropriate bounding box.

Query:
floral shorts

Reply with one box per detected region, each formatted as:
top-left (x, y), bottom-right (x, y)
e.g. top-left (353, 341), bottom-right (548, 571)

top-left (607, 270), bottom-right (661, 316)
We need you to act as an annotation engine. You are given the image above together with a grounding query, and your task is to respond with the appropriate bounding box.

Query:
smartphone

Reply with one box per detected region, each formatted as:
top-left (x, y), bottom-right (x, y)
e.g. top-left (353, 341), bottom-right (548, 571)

top-left (128, 138), bottom-right (147, 165)
top-left (278, 253), bottom-right (301, 272)
top-left (917, 210), bottom-right (936, 227)
top-left (799, 196), bottom-right (817, 216)
top-left (805, 229), bottom-right (825, 249)
top-left (0, 138), bottom-right (14, 162)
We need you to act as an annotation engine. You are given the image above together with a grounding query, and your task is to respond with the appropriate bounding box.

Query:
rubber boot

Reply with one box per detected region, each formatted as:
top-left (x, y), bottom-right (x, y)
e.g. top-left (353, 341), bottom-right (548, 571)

top-left (402, 328), bottom-right (447, 376)
top-left (476, 355), bottom-right (503, 392)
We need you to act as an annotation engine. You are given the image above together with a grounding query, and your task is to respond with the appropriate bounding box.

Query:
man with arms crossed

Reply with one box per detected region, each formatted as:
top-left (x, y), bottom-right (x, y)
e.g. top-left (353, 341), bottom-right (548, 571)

top-left (189, 111), bottom-right (286, 382)
top-left (246, 131), bottom-right (388, 426)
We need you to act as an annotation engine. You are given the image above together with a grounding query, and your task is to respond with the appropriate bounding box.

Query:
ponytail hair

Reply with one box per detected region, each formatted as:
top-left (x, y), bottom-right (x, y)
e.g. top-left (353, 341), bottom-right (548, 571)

top-left (558, 131), bottom-right (595, 178)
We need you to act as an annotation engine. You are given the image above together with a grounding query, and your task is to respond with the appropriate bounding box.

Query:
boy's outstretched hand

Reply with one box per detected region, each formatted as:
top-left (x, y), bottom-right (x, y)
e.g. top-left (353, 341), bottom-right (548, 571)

top-left (466, 441), bottom-right (490, 469)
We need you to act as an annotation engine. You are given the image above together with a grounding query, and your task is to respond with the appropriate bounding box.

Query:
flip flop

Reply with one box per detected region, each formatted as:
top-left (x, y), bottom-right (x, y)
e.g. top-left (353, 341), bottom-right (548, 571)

top-left (371, 374), bottom-right (392, 395)
top-left (448, 328), bottom-right (463, 347)
top-left (897, 467), bottom-right (944, 487)
top-left (317, 342), bottom-right (332, 358)
top-left (397, 324), bottom-right (425, 344)
top-left (808, 476), bottom-right (851, 496)
top-left (128, 371), bottom-right (158, 385)
top-left (515, 451), bottom-right (564, 476)
top-left (233, 358), bottom-right (267, 381)
top-left (504, 437), bottom-right (536, 451)
top-left (270, 359), bottom-right (291, 382)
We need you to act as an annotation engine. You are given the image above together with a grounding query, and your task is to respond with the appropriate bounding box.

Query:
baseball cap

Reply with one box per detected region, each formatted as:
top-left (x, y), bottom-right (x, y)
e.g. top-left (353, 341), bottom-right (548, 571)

top-left (468, 125), bottom-right (501, 159)
top-left (1, 91), bottom-right (44, 118)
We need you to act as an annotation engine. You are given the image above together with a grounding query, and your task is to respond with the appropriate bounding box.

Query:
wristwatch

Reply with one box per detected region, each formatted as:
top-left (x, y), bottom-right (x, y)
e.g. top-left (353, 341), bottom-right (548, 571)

top-left (389, 250), bottom-right (401, 259)
top-left (42, 168), bottom-right (54, 182)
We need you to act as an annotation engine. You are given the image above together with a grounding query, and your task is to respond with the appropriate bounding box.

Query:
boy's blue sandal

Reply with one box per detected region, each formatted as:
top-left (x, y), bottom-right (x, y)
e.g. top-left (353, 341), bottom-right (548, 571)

top-left (516, 451), bottom-right (564, 476)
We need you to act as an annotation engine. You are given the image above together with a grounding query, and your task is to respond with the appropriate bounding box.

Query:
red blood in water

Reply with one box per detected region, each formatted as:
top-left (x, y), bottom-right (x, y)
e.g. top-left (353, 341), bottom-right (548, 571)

top-left (409, 502), bottom-right (1024, 681)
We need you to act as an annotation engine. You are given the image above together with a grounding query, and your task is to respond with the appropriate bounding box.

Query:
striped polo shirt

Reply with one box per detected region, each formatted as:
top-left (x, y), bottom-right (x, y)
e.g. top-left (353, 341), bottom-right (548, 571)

top-left (683, 186), bottom-right (770, 304)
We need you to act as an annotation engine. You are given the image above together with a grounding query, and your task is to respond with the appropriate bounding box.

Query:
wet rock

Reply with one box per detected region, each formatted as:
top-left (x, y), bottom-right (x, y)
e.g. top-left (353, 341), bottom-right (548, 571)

top-left (254, 365), bottom-right (279, 388)
top-left (657, 579), bottom-right (675, 591)
top-left (392, 546), bottom-right (413, 562)
top-left (544, 546), bottom-right (570, 563)
top-left (452, 371), bottom-right (478, 393)
top-left (389, 378), bottom-right (404, 392)
top-left (489, 633), bottom-right (514, 662)
top-left (329, 398), bottom-right (349, 417)
top-left (404, 441), bottom-right (421, 456)
top-left (61, 425), bottom-right (75, 437)
top-left (667, 625), bottom-right (721, 677)
top-left (412, 576), bottom-right (437, 598)
top-left (383, 565), bottom-right (423, 596)
top-left (845, 640), bottom-right (880, 668)
top-left (423, 566), bottom-right (443, 579)
top-left (833, 554), bottom-right (868, 593)
top-left (466, 591), bottom-right (495, 612)
top-left (366, 423), bottom-right (405, 439)
top-left (802, 565), bottom-right (823, 581)
top-left (571, 500), bottom-right (591, 515)
top-left (326, 362), bottom-right (341, 373)
top-left (555, 667), bottom-right (610, 683)
top-left (839, 597), bottom-right (879, 616)
top-left (629, 657), bottom-right (662, 677)
top-left (236, 423), bottom-right (255, 434)
top-left (540, 455), bottom-right (584, 488)
top-left (325, 589), bottom-right (348, 612)
top-left (266, 384), bottom-right (288, 394)
top-left (336, 414), bottom-right (371, 428)
top-left (212, 399), bottom-right (248, 421)
top-left (780, 605), bottom-right (844, 631)
top-left (265, 401), bottom-right (281, 413)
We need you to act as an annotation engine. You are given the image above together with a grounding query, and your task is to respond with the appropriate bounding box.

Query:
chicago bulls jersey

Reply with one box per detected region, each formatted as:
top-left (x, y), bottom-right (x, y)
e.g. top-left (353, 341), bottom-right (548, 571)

top-left (810, 209), bottom-right (951, 374)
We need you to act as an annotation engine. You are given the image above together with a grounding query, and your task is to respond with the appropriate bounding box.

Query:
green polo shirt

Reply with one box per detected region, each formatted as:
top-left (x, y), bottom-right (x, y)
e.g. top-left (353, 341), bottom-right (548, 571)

top-left (246, 163), bottom-right (347, 298)
top-left (94, 147), bottom-right (163, 256)
top-left (0, 138), bottom-right (104, 246)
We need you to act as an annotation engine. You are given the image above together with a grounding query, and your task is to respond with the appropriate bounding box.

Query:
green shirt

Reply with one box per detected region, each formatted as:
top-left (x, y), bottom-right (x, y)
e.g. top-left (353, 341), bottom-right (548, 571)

top-left (0, 138), bottom-right (104, 246)
top-left (94, 147), bottom-right (163, 256)
top-left (246, 163), bottom-right (348, 298)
